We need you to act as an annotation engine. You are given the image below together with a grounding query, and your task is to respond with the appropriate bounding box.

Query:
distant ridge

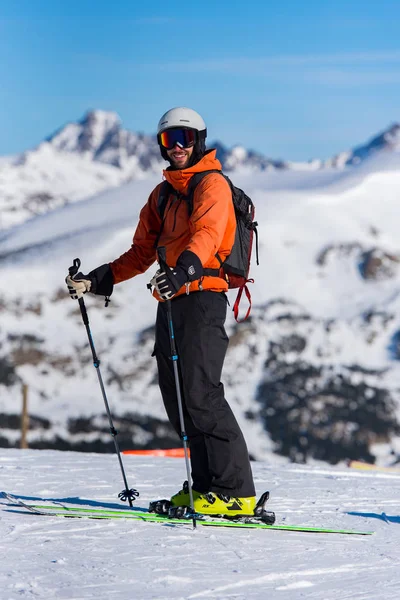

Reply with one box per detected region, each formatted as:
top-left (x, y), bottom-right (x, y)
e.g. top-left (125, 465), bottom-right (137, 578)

top-left (0, 110), bottom-right (399, 229)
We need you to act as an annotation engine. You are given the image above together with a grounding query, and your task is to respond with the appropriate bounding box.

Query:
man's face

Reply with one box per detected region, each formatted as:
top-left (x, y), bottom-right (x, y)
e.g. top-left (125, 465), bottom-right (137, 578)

top-left (166, 144), bottom-right (194, 170)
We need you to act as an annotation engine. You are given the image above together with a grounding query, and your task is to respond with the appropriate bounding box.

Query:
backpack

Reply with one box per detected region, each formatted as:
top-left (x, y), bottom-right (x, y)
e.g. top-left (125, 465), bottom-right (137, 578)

top-left (156, 170), bottom-right (259, 322)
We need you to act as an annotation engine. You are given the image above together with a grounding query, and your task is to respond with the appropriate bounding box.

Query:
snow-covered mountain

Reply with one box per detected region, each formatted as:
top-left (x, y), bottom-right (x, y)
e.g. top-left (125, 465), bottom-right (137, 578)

top-left (0, 111), bottom-right (165, 230)
top-left (1, 152), bottom-right (400, 465)
top-left (46, 110), bottom-right (162, 170)
top-left (327, 123), bottom-right (400, 168)
top-left (1, 110), bottom-right (400, 230)
top-left (0, 110), bottom-right (291, 230)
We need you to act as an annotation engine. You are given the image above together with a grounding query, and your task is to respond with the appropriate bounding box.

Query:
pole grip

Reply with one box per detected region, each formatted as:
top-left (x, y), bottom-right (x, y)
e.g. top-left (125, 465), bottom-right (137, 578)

top-left (68, 258), bottom-right (81, 277)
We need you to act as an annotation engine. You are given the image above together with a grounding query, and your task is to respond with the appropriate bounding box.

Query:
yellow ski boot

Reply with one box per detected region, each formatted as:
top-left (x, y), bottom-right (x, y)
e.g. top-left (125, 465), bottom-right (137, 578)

top-left (193, 492), bottom-right (257, 517)
top-left (149, 481), bottom-right (201, 515)
top-left (170, 481), bottom-right (201, 507)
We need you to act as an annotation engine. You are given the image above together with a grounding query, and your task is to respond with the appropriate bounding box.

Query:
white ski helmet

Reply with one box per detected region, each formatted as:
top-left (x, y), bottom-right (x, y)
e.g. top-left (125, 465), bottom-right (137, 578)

top-left (157, 107), bottom-right (207, 136)
top-left (157, 107), bottom-right (207, 163)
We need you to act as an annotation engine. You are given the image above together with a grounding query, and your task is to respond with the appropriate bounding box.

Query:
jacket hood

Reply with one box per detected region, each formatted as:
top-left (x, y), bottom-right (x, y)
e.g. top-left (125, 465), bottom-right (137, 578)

top-left (163, 149), bottom-right (222, 194)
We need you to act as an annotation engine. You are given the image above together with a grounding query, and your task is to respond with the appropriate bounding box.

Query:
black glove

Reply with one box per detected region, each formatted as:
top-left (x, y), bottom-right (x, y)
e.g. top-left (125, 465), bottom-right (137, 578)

top-left (65, 264), bottom-right (114, 300)
top-left (150, 266), bottom-right (188, 300)
top-left (150, 251), bottom-right (203, 300)
top-left (87, 264), bottom-right (114, 296)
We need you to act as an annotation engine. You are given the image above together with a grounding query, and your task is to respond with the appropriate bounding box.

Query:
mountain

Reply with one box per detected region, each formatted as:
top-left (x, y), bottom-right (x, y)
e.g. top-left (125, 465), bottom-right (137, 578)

top-left (327, 123), bottom-right (400, 168)
top-left (46, 110), bottom-right (162, 170)
top-left (211, 141), bottom-right (289, 171)
top-left (1, 153), bottom-right (400, 464)
top-left (0, 110), bottom-right (165, 230)
top-left (0, 110), bottom-right (292, 230)
top-left (1, 110), bottom-right (400, 230)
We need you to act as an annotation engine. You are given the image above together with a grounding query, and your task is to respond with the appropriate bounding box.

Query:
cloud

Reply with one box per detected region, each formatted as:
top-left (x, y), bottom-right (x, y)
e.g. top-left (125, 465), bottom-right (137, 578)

top-left (153, 51), bottom-right (400, 87)
top-left (158, 51), bottom-right (400, 74)
top-left (76, 50), bottom-right (400, 88)
top-left (307, 70), bottom-right (400, 86)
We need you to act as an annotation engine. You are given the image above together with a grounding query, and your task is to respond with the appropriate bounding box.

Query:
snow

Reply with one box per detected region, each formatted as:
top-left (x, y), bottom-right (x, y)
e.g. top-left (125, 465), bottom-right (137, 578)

top-left (2, 135), bottom-right (400, 596)
top-left (1, 150), bottom-right (400, 460)
top-left (1, 150), bottom-right (399, 326)
top-left (49, 111), bottom-right (122, 154)
top-left (1, 448), bottom-right (400, 599)
top-left (2, 111), bottom-right (397, 232)
top-left (0, 146), bottom-right (136, 229)
top-left (0, 111), bottom-right (165, 229)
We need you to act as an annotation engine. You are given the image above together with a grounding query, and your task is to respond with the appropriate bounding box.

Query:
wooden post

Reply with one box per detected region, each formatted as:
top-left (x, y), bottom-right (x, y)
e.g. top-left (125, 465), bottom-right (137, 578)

top-left (20, 384), bottom-right (29, 449)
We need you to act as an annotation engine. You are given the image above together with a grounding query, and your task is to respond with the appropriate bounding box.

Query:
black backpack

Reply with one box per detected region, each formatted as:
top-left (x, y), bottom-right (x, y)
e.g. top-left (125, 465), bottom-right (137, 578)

top-left (156, 170), bottom-right (259, 321)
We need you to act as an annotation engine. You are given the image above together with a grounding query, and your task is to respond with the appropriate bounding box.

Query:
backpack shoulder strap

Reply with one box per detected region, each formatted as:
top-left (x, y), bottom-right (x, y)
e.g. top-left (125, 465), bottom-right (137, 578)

top-left (185, 169), bottom-right (224, 216)
top-left (185, 170), bottom-right (229, 269)
top-left (154, 171), bottom-right (225, 247)
top-left (157, 180), bottom-right (175, 219)
top-left (154, 181), bottom-right (176, 249)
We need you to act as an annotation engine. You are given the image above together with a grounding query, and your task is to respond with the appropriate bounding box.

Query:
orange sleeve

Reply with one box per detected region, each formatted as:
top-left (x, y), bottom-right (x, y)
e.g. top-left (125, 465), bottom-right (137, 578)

top-left (186, 173), bottom-right (233, 264)
top-left (110, 185), bottom-right (162, 284)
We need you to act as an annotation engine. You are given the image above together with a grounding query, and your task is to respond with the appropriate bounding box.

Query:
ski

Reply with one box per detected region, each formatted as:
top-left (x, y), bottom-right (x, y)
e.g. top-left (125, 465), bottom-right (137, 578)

top-left (1, 492), bottom-right (373, 535)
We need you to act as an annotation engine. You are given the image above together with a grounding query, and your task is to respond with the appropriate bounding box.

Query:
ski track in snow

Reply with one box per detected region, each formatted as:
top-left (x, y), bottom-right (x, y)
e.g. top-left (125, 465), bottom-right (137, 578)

top-left (1, 449), bottom-right (400, 599)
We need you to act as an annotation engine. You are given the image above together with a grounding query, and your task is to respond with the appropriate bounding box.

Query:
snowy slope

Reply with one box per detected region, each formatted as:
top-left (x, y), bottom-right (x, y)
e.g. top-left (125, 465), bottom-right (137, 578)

top-left (1, 449), bottom-right (400, 600)
top-left (1, 152), bottom-right (400, 463)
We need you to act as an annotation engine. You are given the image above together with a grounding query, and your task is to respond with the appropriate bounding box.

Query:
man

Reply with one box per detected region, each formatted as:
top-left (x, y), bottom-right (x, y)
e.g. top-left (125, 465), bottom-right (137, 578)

top-left (66, 107), bottom-right (256, 516)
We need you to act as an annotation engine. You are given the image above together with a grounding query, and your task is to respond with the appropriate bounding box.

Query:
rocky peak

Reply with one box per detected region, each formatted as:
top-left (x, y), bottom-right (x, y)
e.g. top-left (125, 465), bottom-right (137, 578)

top-left (46, 109), bottom-right (123, 156)
top-left (76, 110), bottom-right (122, 154)
top-left (328, 122), bottom-right (400, 167)
top-left (80, 109), bottom-right (121, 130)
top-left (44, 110), bottom-right (160, 169)
top-left (373, 123), bottom-right (400, 150)
top-left (211, 141), bottom-right (287, 171)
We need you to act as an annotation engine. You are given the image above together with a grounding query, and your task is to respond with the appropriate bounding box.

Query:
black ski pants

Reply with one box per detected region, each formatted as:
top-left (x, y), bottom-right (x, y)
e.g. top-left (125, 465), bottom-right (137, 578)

top-left (154, 291), bottom-right (255, 497)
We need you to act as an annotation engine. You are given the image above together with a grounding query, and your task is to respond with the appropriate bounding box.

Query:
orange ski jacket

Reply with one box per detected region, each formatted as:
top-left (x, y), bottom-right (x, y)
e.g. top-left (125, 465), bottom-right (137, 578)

top-left (109, 150), bottom-right (236, 300)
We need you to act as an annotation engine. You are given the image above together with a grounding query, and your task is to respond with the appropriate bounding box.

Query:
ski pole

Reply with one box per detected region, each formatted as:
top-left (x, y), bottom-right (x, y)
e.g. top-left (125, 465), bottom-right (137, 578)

top-left (68, 258), bottom-right (139, 507)
top-left (157, 247), bottom-right (196, 528)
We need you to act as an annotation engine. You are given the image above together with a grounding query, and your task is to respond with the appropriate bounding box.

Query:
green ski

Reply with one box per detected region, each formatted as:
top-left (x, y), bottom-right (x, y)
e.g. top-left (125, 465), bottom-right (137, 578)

top-left (1, 492), bottom-right (373, 535)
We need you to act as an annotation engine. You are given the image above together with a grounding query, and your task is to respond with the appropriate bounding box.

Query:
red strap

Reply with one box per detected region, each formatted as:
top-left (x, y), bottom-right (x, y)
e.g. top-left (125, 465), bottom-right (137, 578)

top-left (233, 279), bottom-right (254, 322)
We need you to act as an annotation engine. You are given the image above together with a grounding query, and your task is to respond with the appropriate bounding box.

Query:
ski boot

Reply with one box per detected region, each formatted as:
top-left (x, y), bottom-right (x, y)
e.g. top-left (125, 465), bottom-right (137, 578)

top-left (149, 486), bottom-right (275, 525)
top-left (149, 481), bottom-right (201, 516)
top-left (192, 492), bottom-right (257, 518)
top-left (192, 490), bottom-right (275, 524)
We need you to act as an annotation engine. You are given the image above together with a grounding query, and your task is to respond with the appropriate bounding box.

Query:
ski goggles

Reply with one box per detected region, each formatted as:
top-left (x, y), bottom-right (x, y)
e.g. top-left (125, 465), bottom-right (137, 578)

top-left (158, 127), bottom-right (197, 150)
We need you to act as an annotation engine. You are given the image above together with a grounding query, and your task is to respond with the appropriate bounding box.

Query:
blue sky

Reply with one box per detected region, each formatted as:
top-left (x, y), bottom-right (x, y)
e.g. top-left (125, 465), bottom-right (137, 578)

top-left (1, 0), bottom-right (400, 161)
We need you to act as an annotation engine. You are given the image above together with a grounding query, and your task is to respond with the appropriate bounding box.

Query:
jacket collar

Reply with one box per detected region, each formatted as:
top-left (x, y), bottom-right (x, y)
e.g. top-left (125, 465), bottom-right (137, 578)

top-left (163, 149), bottom-right (222, 194)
